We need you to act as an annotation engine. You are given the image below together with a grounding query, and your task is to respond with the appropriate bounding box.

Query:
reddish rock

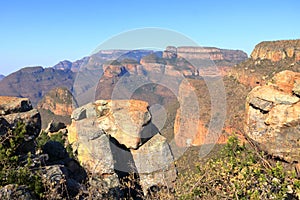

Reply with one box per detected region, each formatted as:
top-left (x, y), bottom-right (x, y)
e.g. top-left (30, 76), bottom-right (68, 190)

top-left (251, 39), bottom-right (300, 62)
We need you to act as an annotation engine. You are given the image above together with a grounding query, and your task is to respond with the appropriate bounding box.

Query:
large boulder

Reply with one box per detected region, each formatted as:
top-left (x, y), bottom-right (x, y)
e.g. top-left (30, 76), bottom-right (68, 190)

top-left (131, 134), bottom-right (177, 195)
top-left (245, 70), bottom-right (300, 163)
top-left (71, 99), bottom-right (151, 149)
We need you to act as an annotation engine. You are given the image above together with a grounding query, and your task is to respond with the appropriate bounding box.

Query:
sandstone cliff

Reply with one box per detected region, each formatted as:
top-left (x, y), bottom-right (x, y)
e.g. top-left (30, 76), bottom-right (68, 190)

top-left (163, 46), bottom-right (248, 64)
top-left (251, 39), bottom-right (300, 62)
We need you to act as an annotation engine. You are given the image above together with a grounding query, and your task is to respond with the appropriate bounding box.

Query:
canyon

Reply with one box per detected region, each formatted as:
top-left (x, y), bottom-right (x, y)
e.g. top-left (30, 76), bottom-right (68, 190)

top-left (1, 39), bottom-right (300, 199)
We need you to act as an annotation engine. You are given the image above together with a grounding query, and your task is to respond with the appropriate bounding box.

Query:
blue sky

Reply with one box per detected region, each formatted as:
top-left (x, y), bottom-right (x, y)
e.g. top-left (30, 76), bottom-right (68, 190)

top-left (0, 0), bottom-right (299, 75)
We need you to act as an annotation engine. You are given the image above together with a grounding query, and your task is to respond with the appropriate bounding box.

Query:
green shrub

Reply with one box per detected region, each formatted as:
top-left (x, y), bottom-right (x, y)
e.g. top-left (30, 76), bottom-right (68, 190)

top-left (174, 135), bottom-right (300, 199)
top-left (0, 122), bottom-right (45, 198)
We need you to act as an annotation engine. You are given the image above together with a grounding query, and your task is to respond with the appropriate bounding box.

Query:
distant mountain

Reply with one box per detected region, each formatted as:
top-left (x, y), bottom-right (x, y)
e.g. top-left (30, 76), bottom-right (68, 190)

top-left (0, 47), bottom-right (248, 106)
top-left (0, 67), bottom-right (75, 106)
top-left (0, 74), bottom-right (4, 81)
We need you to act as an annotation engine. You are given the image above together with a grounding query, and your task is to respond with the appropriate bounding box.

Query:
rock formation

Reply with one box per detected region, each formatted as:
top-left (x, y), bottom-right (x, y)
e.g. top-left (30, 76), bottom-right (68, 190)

top-left (245, 70), bottom-right (300, 163)
top-left (67, 99), bottom-right (177, 196)
top-left (0, 96), bottom-right (41, 146)
top-left (37, 87), bottom-right (77, 128)
top-left (251, 39), bottom-right (300, 62)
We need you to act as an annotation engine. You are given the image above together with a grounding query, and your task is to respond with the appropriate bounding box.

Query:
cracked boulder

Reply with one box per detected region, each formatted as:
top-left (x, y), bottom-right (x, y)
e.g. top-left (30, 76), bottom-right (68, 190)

top-left (245, 70), bottom-right (300, 163)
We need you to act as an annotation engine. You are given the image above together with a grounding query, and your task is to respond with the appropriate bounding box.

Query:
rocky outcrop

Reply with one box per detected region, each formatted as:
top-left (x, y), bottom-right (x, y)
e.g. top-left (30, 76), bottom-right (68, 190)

top-left (37, 87), bottom-right (76, 116)
top-left (0, 75), bottom-right (4, 81)
top-left (37, 87), bottom-right (76, 129)
top-left (245, 70), bottom-right (300, 163)
top-left (251, 39), bottom-right (300, 62)
top-left (0, 96), bottom-right (41, 151)
top-left (68, 99), bottom-right (177, 196)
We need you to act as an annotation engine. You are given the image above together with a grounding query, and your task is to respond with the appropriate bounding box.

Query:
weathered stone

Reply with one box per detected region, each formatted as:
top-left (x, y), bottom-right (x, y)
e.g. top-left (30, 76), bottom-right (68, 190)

top-left (3, 109), bottom-right (41, 138)
top-left (249, 97), bottom-right (273, 112)
top-left (131, 134), bottom-right (177, 195)
top-left (68, 118), bottom-right (115, 175)
top-left (0, 184), bottom-right (36, 200)
top-left (273, 70), bottom-right (300, 93)
top-left (0, 96), bottom-right (32, 115)
top-left (71, 102), bottom-right (97, 121)
top-left (248, 85), bottom-right (299, 105)
top-left (245, 70), bottom-right (300, 163)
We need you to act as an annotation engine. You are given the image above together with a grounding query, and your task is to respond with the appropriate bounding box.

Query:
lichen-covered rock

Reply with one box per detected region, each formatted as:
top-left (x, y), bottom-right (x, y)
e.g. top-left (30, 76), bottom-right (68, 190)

top-left (0, 184), bottom-right (36, 200)
top-left (131, 134), bottom-right (177, 195)
top-left (245, 70), bottom-right (300, 163)
top-left (68, 117), bottom-right (115, 175)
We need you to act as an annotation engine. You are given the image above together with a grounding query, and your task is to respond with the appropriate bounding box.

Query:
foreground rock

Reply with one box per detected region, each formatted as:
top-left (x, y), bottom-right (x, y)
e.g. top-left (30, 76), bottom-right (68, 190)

top-left (68, 99), bottom-right (177, 197)
top-left (0, 184), bottom-right (36, 200)
top-left (0, 96), bottom-right (41, 153)
top-left (131, 134), bottom-right (177, 195)
top-left (245, 70), bottom-right (300, 163)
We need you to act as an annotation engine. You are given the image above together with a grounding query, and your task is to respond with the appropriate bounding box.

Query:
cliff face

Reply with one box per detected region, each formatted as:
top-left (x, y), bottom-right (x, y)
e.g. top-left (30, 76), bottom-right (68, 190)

top-left (230, 40), bottom-right (300, 89)
top-left (251, 39), bottom-right (300, 62)
top-left (163, 46), bottom-right (248, 64)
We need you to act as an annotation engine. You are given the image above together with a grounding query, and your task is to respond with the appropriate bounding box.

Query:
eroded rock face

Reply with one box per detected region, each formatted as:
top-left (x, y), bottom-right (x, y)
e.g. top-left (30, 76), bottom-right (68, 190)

top-left (245, 70), bottom-right (300, 163)
top-left (251, 40), bottom-right (300, 62)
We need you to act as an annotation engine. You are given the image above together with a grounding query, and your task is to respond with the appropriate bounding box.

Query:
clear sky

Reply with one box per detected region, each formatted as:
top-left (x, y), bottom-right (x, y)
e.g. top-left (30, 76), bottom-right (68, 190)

top-left (0, 0), bottom-right (299, 75)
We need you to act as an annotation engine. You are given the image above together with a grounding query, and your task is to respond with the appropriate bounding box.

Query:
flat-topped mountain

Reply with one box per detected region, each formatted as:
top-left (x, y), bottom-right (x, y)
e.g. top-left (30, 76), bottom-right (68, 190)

top-left (164, 46), bottom-right (248, 64)
top-left (251, 39), bottom-right (300, 62)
